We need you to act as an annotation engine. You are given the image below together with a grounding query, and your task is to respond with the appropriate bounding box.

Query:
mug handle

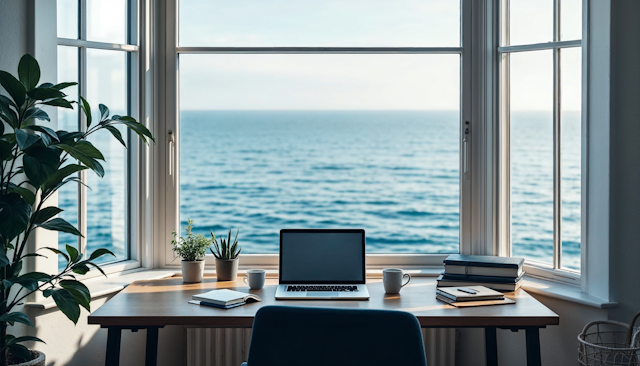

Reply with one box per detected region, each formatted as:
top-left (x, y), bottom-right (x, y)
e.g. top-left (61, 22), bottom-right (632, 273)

top-left (243, 275), bottom-right (248, 284)
top-left (401, 273), bottom-right (411, 287)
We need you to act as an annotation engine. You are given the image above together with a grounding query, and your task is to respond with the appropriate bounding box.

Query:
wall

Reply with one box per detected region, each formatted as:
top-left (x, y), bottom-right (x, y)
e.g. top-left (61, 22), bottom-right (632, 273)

top-left (608, 0), bottom-right (640, 323)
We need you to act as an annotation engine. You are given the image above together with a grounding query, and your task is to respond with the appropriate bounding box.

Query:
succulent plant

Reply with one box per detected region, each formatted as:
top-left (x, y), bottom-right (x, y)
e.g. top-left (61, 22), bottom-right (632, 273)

top-left (210, 228), bottom-right (241, 260)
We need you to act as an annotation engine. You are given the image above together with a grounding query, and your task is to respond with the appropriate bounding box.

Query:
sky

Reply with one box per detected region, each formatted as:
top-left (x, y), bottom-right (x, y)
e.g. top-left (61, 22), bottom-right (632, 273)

top-left (56, 0), bottom-right (583, 112)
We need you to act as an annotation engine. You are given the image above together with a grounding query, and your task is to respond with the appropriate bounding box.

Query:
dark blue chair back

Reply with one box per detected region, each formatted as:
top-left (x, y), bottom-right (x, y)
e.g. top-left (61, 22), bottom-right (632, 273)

top-left (245, 306), bottom-right (427, 366)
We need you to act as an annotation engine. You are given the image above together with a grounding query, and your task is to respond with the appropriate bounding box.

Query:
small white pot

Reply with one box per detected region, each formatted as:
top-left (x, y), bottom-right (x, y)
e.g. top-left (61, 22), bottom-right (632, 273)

top-left (181, 260), bottom-right (205, 283)
top-left (11, 350), bottom-right (45, 366)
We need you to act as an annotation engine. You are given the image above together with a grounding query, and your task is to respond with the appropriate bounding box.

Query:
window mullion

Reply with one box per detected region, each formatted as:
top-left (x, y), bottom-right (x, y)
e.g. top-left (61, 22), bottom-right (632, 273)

top-left (552, 0), bottom-right (562, 270)
top-left (78, 0), bottom-right (88, 255)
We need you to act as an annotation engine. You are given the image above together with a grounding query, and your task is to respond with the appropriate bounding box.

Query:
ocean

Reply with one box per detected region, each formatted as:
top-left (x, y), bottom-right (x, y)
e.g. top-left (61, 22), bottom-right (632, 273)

top-left (58, 110), bottom-right (581, 270)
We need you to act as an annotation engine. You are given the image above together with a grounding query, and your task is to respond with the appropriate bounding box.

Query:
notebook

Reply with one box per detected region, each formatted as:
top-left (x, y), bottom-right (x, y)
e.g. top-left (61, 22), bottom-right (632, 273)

top-left (436, 274), bottom-right (524, 292)
top-left (436, 294), bottom-right (516, 308)
top-left (436, 286), bottom-right (504, 302)
top-left (192, 289), bottom-right (262, 306)
top-left (188, 300), bottom-right (247, 309)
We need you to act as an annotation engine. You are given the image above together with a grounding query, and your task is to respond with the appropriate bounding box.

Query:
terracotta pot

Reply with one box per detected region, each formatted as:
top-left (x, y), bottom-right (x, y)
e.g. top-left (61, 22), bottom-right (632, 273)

top-left (11, 350), bottom-right (45, 366)
top-left (215, 258), bottom-right (239, 281)
top-left (181, 260), bottom-right (205, 283)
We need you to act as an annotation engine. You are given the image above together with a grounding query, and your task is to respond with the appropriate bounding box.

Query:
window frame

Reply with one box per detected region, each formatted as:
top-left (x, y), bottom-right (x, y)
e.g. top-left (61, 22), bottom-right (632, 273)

top-left (52, 0), bottom-right (148, 278)
top-left (496, 0), bottom-right (585, 286)
top-left (158, 0), bottom-right (476, 268)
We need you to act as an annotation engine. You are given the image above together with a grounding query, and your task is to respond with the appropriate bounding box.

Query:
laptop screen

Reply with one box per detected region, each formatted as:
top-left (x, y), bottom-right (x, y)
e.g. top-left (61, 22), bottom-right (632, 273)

top-left (279, 229), bottom-right (365, 284)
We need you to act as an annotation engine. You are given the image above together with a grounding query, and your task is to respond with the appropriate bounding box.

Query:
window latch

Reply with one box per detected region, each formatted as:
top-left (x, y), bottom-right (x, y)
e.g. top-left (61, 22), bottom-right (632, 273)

top-left (463, 121), bottom-right (470, 179)
top-left (168, 131), bottom-right (175, 176)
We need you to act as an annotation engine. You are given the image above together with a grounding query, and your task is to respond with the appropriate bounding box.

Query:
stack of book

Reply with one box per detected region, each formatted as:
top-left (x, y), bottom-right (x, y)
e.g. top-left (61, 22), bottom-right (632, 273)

top-left (437, 254), bottom-right (525, 292)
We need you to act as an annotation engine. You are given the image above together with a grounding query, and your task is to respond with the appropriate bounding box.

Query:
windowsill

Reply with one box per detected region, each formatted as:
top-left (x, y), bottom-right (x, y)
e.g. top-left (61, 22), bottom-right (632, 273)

top-left (522, 276), bottom-right (617, 309)
top-left (25, 269), bottom-right (176, 310)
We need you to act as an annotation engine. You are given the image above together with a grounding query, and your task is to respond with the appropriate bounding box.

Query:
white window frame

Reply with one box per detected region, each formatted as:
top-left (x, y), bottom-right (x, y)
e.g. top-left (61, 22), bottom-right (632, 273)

top-left (156, 0), bottom-right (481, 269)
top-left (50, 0), bottom-right (152, 278)
top-left (495, 0), bottom-right (584, 286)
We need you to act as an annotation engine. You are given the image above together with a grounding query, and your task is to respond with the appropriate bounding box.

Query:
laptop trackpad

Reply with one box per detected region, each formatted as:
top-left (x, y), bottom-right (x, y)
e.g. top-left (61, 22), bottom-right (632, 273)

top-left (312, 292), bottom-right (338, 297)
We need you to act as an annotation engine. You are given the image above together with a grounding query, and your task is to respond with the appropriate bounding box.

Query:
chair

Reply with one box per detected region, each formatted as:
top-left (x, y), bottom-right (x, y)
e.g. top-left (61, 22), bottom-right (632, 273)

top-left (241, 306), bottom-right (427, 366)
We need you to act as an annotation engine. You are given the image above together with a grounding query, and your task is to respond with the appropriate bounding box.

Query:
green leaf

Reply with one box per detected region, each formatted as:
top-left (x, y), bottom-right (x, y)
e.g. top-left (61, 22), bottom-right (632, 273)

top-left (7, 344), bottom-right (31, 363)
top-left (10, 335), bottom-right (45, 345)
top-left (55, 131), bottom-right (83, 145)
top-left (23, 146), bottom-right (60, 188)
top-left (0, 139), bottom-right (13, 161)
top-left (32, 206), bottom-right (63, 225)
top-left (57, 143), bottom-right (105, 177)
top-left (88, 248), bottom-right (115, 261)
top-left (0, 193), bottom-right (31, 242)
top-left (41, 247), bottom-right (69, 263)
top-left (79, 96), bottom-right (91, 128)
top-left (59, 280), bottom-right (91, 311)
top-left (39, 218), bottom-right (83, 237)
top-left (99, 104), bottom-right (109, 121)
top-left (15, 129), bottom-right (41, 150)
top-left (111, 117), bottom-right (155, 144)
top-left (52, 289), bottom-right (80, 323)
top-left (43, 164), bottom-right (87, 192)
top-left (24, 124), bottom-right (58, 146)
top-left (0, 312), bottom-right (33, 327)
top-left (42, 98), bottom-right (73, 109)
top-left (73, 140), bottom-right (104, 160)
top-left (66, 243), bottom-right (79, 263)
top-left (27, 87), bottom-right (64, 101)
top-left (4, 272), bottom-right (50, 291)
top-left (71, 263), bottom-right (90, 275)
top-left (0, 246), bottom-right (10, 268)
top-left (52, 81), bottom-right (77, 90)
top-left (23, 108), bottom-right (51, 122)
top-left (0, 95), bottom-right (18, 128)
top-left (43, 288), bottom-right (54, 297)
top-left (85, 262), bottom-right (107, 277)
top-left (104, 125), bottom-right (126, 147)
top-left (0, 70), bottom-right (26, 107)
top-left (7, 184), bottom-right (35, 205)
top-left (18, 54), bottom-right (40, 90)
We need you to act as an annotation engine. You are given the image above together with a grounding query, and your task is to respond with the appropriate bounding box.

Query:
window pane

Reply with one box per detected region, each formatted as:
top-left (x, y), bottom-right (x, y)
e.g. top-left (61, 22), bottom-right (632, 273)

top-left (57, 0), bottom-right (78, 39)
top-left (57, 46), bottom-right (80, 270)
top-left (561, 47), bottom-right (581, 270)
top-left (507, 0), bottom-right (553, 46)
top-left (179, 0), bottom-right (460, 47)
top-left (86, 49), bottom-right (128, 264)
top-left (510, 50), bottom-right (554, 264)
top-left (561, 0), bottom-right (582, 41)
top-left (179, 54), bottom-right (460, 254)
top-left (87, 0), bottom-right (126, 44)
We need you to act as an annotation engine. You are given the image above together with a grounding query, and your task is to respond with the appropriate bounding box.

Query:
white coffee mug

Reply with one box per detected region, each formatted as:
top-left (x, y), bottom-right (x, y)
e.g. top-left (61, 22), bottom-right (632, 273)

top-left (383, 268), bottom-right (411, 294)
top-left (243, 269), bottom-right (266, 290)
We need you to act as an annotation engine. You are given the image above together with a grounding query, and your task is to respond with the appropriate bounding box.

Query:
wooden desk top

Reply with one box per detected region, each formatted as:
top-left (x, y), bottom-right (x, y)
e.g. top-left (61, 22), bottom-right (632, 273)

top-left (88, 276), bottom-right (559, 328)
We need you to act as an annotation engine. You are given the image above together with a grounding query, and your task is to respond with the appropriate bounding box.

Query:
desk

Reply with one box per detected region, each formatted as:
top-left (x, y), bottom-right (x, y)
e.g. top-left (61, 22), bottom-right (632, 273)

top-left (89, 276), bottom-right (558, 366)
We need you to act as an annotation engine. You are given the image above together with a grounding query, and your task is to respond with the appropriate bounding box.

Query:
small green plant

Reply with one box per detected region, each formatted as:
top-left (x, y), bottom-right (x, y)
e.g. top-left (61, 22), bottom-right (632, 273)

top-left (171, 219), bottom-right (211, 261)
top-left (210, 228), bottom-right (241, 260)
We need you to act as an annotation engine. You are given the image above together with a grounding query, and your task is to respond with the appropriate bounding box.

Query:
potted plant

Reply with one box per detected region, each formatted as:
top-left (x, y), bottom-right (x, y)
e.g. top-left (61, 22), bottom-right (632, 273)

top-left (171, 219), bottom-right (211, 283)
top-left (210, 229), bottom-right (241, 281)
top-left (0, 54), bottom-right (154, 365)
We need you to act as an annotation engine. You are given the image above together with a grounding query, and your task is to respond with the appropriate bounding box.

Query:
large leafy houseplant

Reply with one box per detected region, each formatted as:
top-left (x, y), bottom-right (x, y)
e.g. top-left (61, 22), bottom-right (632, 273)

top-left (0, 54), bottom-right (154, 365)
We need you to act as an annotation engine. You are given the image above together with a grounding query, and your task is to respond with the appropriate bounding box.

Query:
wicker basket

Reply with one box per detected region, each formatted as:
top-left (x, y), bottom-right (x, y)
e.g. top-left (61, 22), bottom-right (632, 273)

top-left (578, 314), bottom-right (640, 366)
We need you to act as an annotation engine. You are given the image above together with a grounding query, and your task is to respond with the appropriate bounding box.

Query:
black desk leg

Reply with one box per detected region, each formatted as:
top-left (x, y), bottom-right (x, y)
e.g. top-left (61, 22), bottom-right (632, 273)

top-left (105, 327), bottom-right (122, 366)
top-left (145, 327), bottom-right (160, 366)
top-left (525, 327), bottom-right (542, 366)
top-left (485, 327), bottom-right (498, 366)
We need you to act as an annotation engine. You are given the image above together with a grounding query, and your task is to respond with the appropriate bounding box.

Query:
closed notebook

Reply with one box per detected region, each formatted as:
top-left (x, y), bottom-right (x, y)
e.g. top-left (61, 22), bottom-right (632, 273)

top-left (192, 289), bottom-right (262, 306)
top-left (436, 286), bottom-right (504, 302)
top-left (436, 294), bottom-right (516, 308)
top-left (440, 273), bottom-right (525, 284)
top-left (188, 300), bottom-right (247, 309)
top-left (443, 254), bottom-right (524, 278)
top-left (436, 275), bottom-right (523, 292)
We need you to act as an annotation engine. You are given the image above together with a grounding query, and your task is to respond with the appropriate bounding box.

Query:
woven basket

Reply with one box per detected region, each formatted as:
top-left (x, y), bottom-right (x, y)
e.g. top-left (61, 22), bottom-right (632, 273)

top-left (578, 316), bottom-right (640, 366)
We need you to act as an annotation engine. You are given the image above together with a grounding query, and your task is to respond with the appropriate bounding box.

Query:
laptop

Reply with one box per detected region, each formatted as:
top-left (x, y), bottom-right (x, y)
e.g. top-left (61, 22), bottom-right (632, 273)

top-left (275, 229), bottom-right (370, 300)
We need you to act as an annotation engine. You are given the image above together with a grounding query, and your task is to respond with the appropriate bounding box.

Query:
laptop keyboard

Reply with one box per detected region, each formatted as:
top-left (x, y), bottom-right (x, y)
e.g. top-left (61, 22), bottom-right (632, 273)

top-left (286, 285), bottom-right (359, 292)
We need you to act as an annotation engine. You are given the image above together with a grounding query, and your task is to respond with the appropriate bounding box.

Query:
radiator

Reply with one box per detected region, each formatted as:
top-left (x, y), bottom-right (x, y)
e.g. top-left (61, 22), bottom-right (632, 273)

top-left (185, 327), bottom-right (456, 366)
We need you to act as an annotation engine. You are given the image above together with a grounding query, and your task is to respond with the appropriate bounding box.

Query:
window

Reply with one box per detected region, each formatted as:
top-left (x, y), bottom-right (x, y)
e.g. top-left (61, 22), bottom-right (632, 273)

top-left (174, 0), bottom-right (467, 260)
top-left (499, 0), bottom-right (582, 273)
top-left (56, 0), bottom-right (139, 270)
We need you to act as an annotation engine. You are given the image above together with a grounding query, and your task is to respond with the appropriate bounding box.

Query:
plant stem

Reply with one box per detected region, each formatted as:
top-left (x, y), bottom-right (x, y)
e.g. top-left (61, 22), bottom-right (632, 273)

top-left (0, 265), bottom-right (7, 366)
